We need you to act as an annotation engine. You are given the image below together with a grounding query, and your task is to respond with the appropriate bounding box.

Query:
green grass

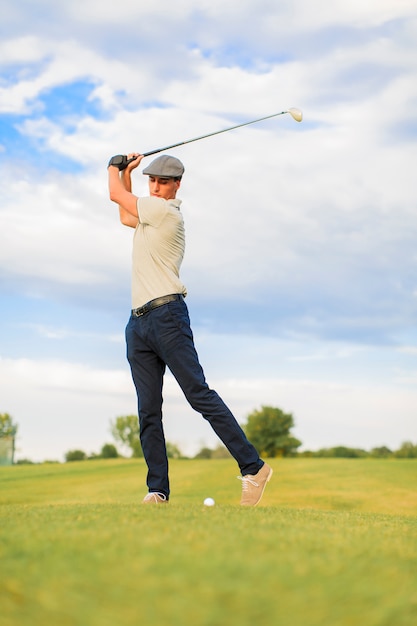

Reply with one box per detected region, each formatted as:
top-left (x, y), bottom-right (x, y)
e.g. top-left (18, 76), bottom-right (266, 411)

top-left (1, 459), bottom-right (416, 626)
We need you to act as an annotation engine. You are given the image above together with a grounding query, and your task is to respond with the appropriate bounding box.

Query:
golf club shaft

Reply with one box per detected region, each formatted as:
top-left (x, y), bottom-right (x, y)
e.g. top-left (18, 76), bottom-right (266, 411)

top-left (142, 110), bottom-right (293, 157)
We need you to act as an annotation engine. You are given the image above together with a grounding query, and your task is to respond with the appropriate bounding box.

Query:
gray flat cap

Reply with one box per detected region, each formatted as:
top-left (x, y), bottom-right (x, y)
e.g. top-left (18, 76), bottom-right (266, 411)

top-left (142, 155), bottom-right (185, 178)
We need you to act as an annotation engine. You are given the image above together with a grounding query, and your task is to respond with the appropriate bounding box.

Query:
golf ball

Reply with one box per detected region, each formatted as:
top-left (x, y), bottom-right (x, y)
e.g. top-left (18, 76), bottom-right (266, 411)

top-left (203, 497), bottom-right (215, 507)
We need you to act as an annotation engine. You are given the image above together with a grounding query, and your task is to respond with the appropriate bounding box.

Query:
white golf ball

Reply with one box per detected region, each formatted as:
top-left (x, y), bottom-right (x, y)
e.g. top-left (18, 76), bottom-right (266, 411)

top-left (203, 497), bottom-right (215, 507)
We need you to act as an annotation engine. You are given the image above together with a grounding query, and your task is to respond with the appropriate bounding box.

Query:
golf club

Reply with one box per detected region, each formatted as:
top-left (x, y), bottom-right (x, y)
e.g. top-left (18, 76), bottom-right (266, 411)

top-left (108, 108), bottom-right (303, 170)
top-left (142, 107), bottom-right (303, 157)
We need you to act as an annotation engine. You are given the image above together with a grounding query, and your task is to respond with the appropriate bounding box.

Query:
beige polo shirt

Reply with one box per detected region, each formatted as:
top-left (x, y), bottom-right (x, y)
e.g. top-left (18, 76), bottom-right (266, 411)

top-left (131, 196), bottom-right (187, 309)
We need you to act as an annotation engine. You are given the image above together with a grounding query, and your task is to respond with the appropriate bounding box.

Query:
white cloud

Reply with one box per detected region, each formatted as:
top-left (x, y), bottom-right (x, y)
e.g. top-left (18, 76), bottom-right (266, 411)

top-left (1, 39), bottom-right (415, 339)
top-left (0, 36), bottom-right (151, 114)
top-left (0, 356), bottom-right (130, 394)
top-left (45, 0), bottom-right (417, 35)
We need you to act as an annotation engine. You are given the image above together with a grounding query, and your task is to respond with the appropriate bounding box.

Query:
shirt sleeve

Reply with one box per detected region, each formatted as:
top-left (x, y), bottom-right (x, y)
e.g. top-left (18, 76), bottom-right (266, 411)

top-left (137, 197), bottom-right (169, 228)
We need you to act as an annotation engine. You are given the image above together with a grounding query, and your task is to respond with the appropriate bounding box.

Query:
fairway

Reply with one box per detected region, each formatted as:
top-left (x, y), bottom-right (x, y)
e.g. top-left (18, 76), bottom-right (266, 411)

top-left (1, 459), bottom-right (416, 626)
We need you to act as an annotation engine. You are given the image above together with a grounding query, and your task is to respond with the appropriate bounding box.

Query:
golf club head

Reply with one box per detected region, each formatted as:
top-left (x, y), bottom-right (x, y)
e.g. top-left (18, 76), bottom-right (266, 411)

top-left (287, 108), bottom-right (303, 122)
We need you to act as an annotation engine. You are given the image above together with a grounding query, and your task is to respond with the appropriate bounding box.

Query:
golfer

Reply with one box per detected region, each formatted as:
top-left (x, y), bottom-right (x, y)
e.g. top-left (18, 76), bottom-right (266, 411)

top-left (108, 153), bottom-right (272, 505)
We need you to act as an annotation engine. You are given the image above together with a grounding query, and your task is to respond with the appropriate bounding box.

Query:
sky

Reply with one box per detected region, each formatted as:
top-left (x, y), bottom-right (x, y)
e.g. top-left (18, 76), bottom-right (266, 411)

top-left (0, 0), bottom-right (416, 462)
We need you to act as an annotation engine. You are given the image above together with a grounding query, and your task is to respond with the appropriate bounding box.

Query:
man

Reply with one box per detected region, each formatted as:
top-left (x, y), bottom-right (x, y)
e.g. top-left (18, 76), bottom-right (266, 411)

top-left (108, 152), bottom-right (272, 505)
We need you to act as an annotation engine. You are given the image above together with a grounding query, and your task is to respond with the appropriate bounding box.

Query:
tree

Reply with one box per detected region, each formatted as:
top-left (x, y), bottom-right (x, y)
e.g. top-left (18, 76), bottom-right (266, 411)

top-left (110, 415), bottom-right (143, 458)
top-left (194, 446), bottom-right (213, 459)
top-left (394, 441), bottom-right (417, 459)
top-left (211, 444), bottom-right (232, 459)
top-left (194, 444), bottom-right (231, 459)
top-left (166, 442), bottom-right (182, 459)
top-left (370, 446), bottom-right (393, 459)
top-left (328, 446), bottom-right (368, 458)
top-left (0, 413), bottom-right (18, 465)
top-left (65, 449), bottom-right (87, 462)
top-left (244, 405), bottom-right (302, 457)
top-left (0, 413), bottom-right (18, 438)
top-left (100, 443), bottom-right (119, 459)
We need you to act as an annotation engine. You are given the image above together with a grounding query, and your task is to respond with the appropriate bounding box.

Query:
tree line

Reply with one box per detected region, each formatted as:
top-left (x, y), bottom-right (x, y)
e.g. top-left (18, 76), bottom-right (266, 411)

top-left (298, 442), bottom-right (417, 459)
top-left (2, 408), bottom-right (417, 464)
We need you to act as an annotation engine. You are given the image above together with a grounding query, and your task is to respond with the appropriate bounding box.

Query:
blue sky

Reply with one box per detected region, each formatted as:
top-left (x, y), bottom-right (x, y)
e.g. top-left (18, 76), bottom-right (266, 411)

top-left (1, 0), bottom-right (416, 461)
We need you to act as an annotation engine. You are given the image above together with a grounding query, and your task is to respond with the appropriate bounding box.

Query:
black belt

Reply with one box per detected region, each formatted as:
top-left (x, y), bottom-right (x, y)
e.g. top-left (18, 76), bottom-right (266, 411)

top-left (131, 294), bottom-right (183, 317)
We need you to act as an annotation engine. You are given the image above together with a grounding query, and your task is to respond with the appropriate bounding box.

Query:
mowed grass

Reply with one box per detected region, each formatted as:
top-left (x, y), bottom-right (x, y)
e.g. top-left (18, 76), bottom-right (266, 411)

top-left (1, 459), bottom-right (416, 626)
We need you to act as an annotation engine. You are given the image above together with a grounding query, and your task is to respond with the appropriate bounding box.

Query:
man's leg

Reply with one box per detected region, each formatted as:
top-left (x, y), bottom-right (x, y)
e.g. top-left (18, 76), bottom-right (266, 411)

top-left (126, 316), bottom-right (170, 498)
top-left (149, 301), bottom-right (263, 476)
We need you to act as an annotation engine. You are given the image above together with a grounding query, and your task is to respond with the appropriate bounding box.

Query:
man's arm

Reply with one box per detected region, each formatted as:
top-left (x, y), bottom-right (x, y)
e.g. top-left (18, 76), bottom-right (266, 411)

top-left (108, 154), bottom-right (143, 229)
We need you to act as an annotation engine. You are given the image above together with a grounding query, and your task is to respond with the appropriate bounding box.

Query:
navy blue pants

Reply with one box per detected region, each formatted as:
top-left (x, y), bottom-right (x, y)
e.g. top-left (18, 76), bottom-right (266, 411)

top-left (125, 297), bottom-right (263, 498)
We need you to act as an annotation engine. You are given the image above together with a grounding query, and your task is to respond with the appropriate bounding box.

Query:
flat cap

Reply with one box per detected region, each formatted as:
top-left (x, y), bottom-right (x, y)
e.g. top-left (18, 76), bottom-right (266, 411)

top-left (142, 155), bottom-right (184, 178)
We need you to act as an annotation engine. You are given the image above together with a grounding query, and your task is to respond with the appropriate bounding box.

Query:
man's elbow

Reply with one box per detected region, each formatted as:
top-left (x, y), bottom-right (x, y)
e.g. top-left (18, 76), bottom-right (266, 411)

top-left (119, 214), bottom-right (130, 226)
top-left (119, 210), bottom-right (138, 228)
top-left (109, 189), bottom-right (121, 204)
